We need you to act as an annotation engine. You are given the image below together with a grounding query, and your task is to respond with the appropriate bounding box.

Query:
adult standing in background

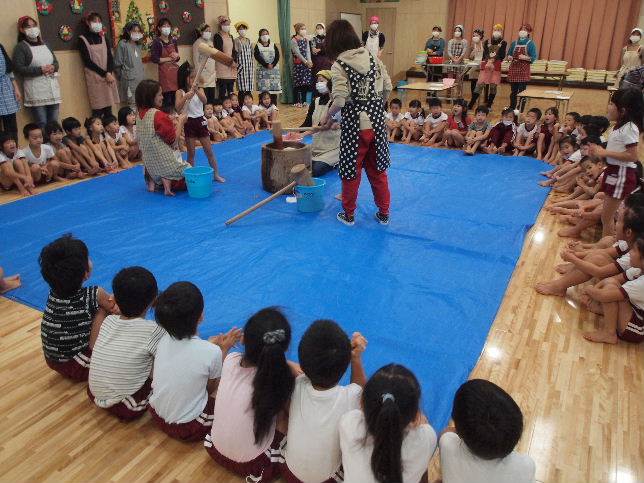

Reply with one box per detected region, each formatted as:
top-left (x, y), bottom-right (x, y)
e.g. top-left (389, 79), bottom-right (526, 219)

top-left (0, 42), bottom-right (21, 138)
top-left (615, 28), bottom-right (643, 87)
top-left (446, 24), bottom-right (468, 97)
top-left (13, 16), bottom-right (60, 127)
top-left (192, 23), bottom-right (217, 104)
top-left (151, 18), bottom-right (180, 108)
top-left (213, 16), bottom-right (237, 100)
top-left (362, 16), bottom-right (385, 58)
top-left (254, 28), bottom-right (281, 105)
top-left (469, 24), bottom-right (506, 110)
top-left (311, 23), bottom-right (332, 79)
top-left (291, 23), bottom-right (313, 108)
top-left (114, 21), bottom-right (145, 108)
top-left (78, 12), bottom-right (119, 118)
top-left (467, 28), bottom-right (484, 103)
top-left (233, 21), bottom-right (254, 101)
top-left (507, 23), bottom-right (538, 110)
top-left (425, 26), bottom-right (445, 82)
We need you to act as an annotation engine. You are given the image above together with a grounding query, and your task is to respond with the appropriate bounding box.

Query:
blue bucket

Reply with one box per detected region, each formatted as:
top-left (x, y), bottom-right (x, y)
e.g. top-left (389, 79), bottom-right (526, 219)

top-left (306, 91), bottom-right (313, 104)
top-left (295, 177), bottom-right (326, 213)
top-left (184, 166), bottom-right (213, 198)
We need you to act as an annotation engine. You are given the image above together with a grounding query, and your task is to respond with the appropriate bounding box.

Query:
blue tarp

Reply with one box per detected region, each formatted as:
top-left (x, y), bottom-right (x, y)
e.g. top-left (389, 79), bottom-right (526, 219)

top-left (0, 131), bottom-right (548, 430)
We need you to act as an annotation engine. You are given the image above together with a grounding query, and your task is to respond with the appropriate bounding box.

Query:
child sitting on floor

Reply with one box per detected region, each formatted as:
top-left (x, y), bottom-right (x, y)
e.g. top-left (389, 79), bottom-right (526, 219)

top-left (283, 320), bottom-right (368, 483)
top-left (464, 105), bottom-right (491, 155)
top-left (204, 103), bottom-right (228, 142)
top-left (213, 99), bottom-right (242, 139)
top-left (513, 108), bottom-right (541, 156)
top-left (547, 137), bottom-right (598, 193)
top-left (402, 99), bottom-right (425, 144)
top-left (443, 99), bottom-right (471, 148)
top-left (103, 114), bottom-right (132, 169)
top-left (547, 111), bottom-right (580, 164)
top-left (44, 122), bottom-right (84, 179)
top-left (439, 379), bottom-right (535, 483)
top-left (22, 123), bottom-right (63, 184)
top-left (241, 93), bottom-right (263, 132)
top-left (62, 117), bottom-right (101, 175)
top-left (88, 266), bottom-right (164, 420)
top-left (386, 98), bottom-right (404, 142)
top-left (84, 116), bottom-right (118, 173)
top-left (0, 266), bottom-right (20, 293)
top-left (339, 364), bottom-right (437, 483)
top-left (39, 234), bottom-right (116, 381)
top-left (536, 106), bottom-right (559, 161)
top-left (258, 91), bottom-right (279, 128)
top-left (0, 131), bottom-right (35, 195)
top-left (230, 93), bottom-right (254, 134)
top-left (421, 97), bottom-right (448, 146)
top-left (539, 135), bottom-right (581, 183)
top-left (149, 282), bottom-right (241, 441)
top-left (482, 107), bottom-right (516, 154)
top-left (117, 107), bottom-right (141, 161)
top-left (205, 307), bottom-right (297, 481)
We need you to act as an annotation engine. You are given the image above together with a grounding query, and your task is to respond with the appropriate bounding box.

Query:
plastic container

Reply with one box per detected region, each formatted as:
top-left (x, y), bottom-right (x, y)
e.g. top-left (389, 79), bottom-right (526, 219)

top-left (415, 51), bottom-right (428, 64)
top-left (184, 166), bottom-right (213, 199)
top-left (429, 56), bottom-right (444, 65)
top-left (397, 80), bottom-right (408, 89)
top-left (295, 177), bottom-right (326, 213)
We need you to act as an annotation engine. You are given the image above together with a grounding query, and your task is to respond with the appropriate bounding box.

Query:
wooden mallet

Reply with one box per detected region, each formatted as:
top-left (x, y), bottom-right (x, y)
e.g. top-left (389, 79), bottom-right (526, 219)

top-left (272, 121), bottom-right (284, 150)
top-left (197, 42), bottom-right (234, 66)
top-left (225, 164), bottom-right (314, 226)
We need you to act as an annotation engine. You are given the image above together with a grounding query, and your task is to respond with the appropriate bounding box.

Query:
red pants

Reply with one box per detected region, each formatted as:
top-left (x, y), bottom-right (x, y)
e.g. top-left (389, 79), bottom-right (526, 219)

top-left (87, 378), bottom-right (152, 421)
top-left (341, 129), bottom-right (390, 216)
top-left (45, 348), bottom-right (92, 382)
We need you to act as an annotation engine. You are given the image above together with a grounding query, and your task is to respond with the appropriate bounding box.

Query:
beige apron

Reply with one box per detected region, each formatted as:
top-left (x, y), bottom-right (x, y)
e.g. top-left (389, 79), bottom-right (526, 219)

top-left (311, 98), bottom-right (340, 167)
top-left (215, 33), bottom-right (237, 80)
top-left (80, 35), bottom-right (120, 110)
top-left (616, 46), bottom-right (642, 86)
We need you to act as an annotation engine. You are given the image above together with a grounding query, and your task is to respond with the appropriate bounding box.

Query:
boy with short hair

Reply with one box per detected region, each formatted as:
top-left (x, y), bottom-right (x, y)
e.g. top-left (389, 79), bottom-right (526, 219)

top-left (39, 234), bottom-right (116, 381)
top-left (149, 281), bottom-right (241, 441)
top-left (44, 121), bottom-right (85, 179)
top-left (463, 106), bottom-right (491, 155)
top-left (440, 379), bottom-right (535, 483)
top-left (88, 266), bottom-right (164, 420)
top-left (513, 108), bottom-right (542, 156)
top-left (482, 107), bottom-right (516, 154)
top-left (22, 123), bottom-right (63, 184)
top-left (421, 97), bottom-right (448, 146)
top-left (283, 320), bottom-right (367, 483)
top-left (102, 114), bottom-right (132, 169)
top-left (61, 117), bottom-right (101, 175)
top-left (212, 99), bottom-right (242, 138)
top-left (204, 103), bottom-right (228, 142)
top-left (0, 131), bottom-right (34, 196)
top-left (386, 98), bottom-right (404, 142)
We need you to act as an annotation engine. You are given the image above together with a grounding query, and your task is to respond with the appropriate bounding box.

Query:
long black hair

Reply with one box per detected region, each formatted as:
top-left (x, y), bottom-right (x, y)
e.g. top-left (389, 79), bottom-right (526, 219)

top-left (611, 87), bottom-right (644, 131)
top-left (243, 307), bottom-right (294, 444)
top-left (120, 21), bottom-right (141, 41)
top-left (325, 19), bottom-right (362, 60)
top-left (177, 61), bottom-right (193, 92)
top-left (363, 364), bottom-right (421, 483)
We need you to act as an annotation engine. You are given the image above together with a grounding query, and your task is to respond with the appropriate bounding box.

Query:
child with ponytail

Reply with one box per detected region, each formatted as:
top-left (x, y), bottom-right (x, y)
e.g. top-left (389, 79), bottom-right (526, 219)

top-left (339, 364), bottom-right (437, 483)
top-left (205, 307), bottom-right (296, 482)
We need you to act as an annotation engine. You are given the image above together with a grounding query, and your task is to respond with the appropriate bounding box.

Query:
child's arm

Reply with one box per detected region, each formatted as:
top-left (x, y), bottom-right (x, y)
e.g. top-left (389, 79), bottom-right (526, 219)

top-left (97, 287), bottom-right (118, 313)
top-left (350, 332), bottom-right (368, 387)
top-left (560, 250), bottom-right (621, 279)
top-left (476, 128), bottom-right (491, 142)
top-left (208, 327), bottom-right (242, 361)
top-left (428, 121), bottom-right (446, 135)
top-left (196, 88), bottom-right (207, 105)
top-left (584, 281), bottom-right (627, 303)
top-left (591, 144), bottom-right (639, 163)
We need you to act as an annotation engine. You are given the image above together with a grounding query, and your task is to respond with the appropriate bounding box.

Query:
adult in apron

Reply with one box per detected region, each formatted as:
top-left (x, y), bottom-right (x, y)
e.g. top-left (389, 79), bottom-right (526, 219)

top-left (311, 23), bottom-right (332, 79)
top-left (291, 23), bottom-right (313, 107)
top-left (507, 24), bottom-right (538, 110)
top-left (114, 22), bottom-right (145, 108)
top-left (470, 24), bottom-right (506, 109)
top-left (151, 19), bottom-right (180, 108)
top-left (615, 28), bottom-right (643, 87)
top-left (362, 16), bottom-right (385, 58)
top-left (79, 12), bottom-right (120, 118)
top-left (213, 16), bottom-right (237, 100)
top-left (14, 16), bottom-right (61, 127)
top-left (254, 29), bottom-right (282, 105)
top-left (0, 43), bottom-right (20, 138)
top-left (467, 28), bottom-right (484, 105)
top-left (233, 22), bottom-right (255, 101)
top-left (192, 24), bottom-right (218, 105)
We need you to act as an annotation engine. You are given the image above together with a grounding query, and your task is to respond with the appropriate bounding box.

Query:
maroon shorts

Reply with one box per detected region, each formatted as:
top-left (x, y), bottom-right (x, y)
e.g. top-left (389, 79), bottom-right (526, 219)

top-left (149, 396), bottom-right (215, 441)
top-left (204, 430), bottom-right (285, 482)
top-left (87, 378), bottom-right (152, 421)
top-left (601, 164), bottom-right (638, 200)
top-left (184, 116), bottom-right (210, 139)
top-left (281, 463), bottom-right (343, 483)
top-left (45, 348), bottom-right (92, 382)
top-left (618, 310), bottom-right (644, 343)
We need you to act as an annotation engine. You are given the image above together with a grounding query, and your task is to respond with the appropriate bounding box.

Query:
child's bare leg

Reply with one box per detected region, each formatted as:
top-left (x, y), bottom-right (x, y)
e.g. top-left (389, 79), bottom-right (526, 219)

top-left (162, 178), bottom-right (175, 196)
top-left (199, 136), bottom-right (225, 183)
top-left (0, 266), bottom-right (21, 293)
top-left (558, 217), bottom-right (597, 238)
top-left (534, 252), bottom-right (612, 296)
top-left (0, 163), bottom-right (29, 195)
top-left (583, 291), bottom-right (629, 344)
top-left (48, 160), bottom-right (65, 182)
top-left (601, 197), bottom-right (621, 237)
top-left (450, 131), bottom-right (465, 147)
top-left (185, 137), bottom-right (197, 166)
top-left (30, 164), bottom-right (44, 184)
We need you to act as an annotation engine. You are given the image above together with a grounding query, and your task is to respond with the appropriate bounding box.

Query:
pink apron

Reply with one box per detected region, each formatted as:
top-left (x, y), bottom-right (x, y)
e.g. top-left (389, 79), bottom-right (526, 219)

top-left (80, 35), bottom-right (120, 110)
top-left (508, 43), bottom-right (531, 83)
top-left (158, 42), bottom-right (179, 93)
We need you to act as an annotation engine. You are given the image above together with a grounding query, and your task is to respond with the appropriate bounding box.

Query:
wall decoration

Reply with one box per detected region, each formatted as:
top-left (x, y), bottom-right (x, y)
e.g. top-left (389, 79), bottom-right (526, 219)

top-left (158, 0), bottom-right (169, 13)
top-left (181, 11), bottom-right (192, 23)
top-left (59, 24), bottom-right (73, 41)
top-left (171, 26), bottom-right (180, 39)
top-left (194, 0), bottom-right (203, 8)
top-left (36, 0), bottom-right (55, 16)
top-left (112, 0), bottom-right (122, 22)
top-left (69, 0), bottom-right (84, 14)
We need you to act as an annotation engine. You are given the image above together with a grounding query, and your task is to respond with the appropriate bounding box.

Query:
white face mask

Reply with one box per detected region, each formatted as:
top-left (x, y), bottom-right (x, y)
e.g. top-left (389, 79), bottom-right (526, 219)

top-left (518, 30), bottom-right (528, 39)
top-left (631, 35), bottom-right (641, 44)
top-left (25, 27), bottom-right (40, 39)
top-left (472, 36), bottom-right (480, 43)
top-left (502, 120), bottom-right (514, 126)
top-left (316, 81), bottom-right (329, 94)
top-left (90, 22), bottom-right (103, 33)
top-left (239, 29), bottom-right (247, 37)
top-left (160, 26), bottom-right (171, 36)
top-left (260, 34), bottom-right (270, 43)
top-left (221, 25), bottom-right (230, 33)
top-left (130, 32), bottom-right (143, 41)
top-left (454, 31), bottom-right (462, 38)
top-left (432, 31), bottom-right (440, 38)
top-left (316, 28), bottom-right (325, 35)
top-left (370, 24), bottom-right (379, 31)
top-left (299, 29), bottom-right (307, 36)
top-left (493, 31), bottom-right (502, 39)
top-left (201, 31), bottom-right (212, 41)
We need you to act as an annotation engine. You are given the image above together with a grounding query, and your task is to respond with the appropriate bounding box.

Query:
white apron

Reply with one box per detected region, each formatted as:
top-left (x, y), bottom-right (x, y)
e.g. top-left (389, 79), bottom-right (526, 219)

top-left (22, 43), bottom-right (61, 107)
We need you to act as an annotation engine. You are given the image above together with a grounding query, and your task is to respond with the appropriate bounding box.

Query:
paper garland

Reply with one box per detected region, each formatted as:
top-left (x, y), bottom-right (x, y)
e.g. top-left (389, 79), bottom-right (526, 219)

top-left (182, 11), bottom-right (192, 23)
top-left (36, 0), bottom-right (54, 16)
top-left (158, 0), bottom-right (169, 14)
top-left (59, 25), bottom-right (73, 42)
top-left (69, 0), bottom-right (83, 14)
top-left (171, 26), bottom-right (181, 39)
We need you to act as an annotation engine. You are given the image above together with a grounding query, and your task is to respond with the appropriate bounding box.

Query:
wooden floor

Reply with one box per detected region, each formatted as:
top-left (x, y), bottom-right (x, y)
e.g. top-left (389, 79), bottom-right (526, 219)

top-left (1, 85), bottom-right (643, 483)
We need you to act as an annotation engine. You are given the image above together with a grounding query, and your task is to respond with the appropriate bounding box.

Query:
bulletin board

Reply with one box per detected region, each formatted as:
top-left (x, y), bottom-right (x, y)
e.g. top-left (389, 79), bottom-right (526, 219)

top-left (37, 0), bottom-right (110, 51)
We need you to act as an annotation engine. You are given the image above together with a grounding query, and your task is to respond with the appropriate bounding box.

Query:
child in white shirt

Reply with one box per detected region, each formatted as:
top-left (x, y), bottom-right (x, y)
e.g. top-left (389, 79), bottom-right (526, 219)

top-left (283, 320), bottom-right (367, 483)
top-left (241, 93), bottom-right (263, 131)
top-left (339, 364), bottom-right (437, 483)
top-left (204, 103), bottom-right (228, 142)
top-left (258, 91), bottom-right (279, 129)
top-left (386, 98), bottom-right (404, 142)
top-left (212, 99), bottom-right (242, 138)
top-left (0, 131), bottom-right (35, 196)
top-left (402, 99), bottom-right (425, 144)
top-left (150, 282), bottom-right (241, 441)
top-left (118, 106), bottom-right (141, 161)
top-left (440, 379), bottom-right (535, 483)
top-left (103, 115), bottom-right (132, 169)
top-left (513, 108), bottom-right (542, 156)
top-left (44, 121), bottom-right (85, 179)
top-left (22, 123), bottom-right (63, 184)
top-left (421, 97), bottom-right (448, 146)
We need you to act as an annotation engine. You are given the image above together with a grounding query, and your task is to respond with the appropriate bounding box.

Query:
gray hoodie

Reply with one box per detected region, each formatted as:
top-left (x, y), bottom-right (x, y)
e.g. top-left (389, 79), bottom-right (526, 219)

top-left (330, 47), bottom-right (392, 130)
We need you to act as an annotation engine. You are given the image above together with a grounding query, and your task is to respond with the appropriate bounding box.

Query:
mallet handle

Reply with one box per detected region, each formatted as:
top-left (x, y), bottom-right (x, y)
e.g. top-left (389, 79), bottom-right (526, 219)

top-left (282, 126), bottom-right (322, 133)
top-left (225, 181), bottom-right (297, 226)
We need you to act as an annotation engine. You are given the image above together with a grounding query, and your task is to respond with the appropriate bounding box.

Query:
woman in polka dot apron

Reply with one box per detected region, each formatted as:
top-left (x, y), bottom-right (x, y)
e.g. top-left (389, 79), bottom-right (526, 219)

top-left (321, 20), bottom-right (392, 227)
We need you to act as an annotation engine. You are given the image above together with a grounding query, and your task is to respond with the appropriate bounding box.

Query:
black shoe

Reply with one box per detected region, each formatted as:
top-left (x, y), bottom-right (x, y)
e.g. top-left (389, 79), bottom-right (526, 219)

top-left (337, 212), bottom-right (355, 226)
top-left (468, 93), bottom-right (479, 110)
top-left (375, 212), bottom-right (390, 225)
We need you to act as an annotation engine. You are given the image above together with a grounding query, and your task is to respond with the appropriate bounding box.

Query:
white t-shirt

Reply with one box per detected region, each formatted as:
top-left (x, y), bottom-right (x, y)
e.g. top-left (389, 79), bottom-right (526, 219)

top-left (606, 121), bottom-right (639, 168)
top-left (0, 148), bottom-right (26, 164)
top-left (149, 334), bottom-right (222, 424)
top-left (210, 352), bottom-right (275, 462)
top-left (214, 109), bottom-right (229, 120)
top-left (386, 112), bottom-right (404, 122)
top-left (425, 112), bottom-right (448, 129)
top-left (88, 315), bottom-right (165, 407)
top-left (567, 149), bottom-right (582, 162)
top-left (517, 123), bottom-right (540, 143)
top-left (242, 104), bottom-right (262, 116)
top-left (622, 268), bottom-right (644, 313)
top-left (285, 376), bottom-right (362, 482)
top-left (23, 144), bottom-right (55, 165)
top-left (258, 104), bottom-right (279, 115)
top-left (404, 111), bottom-right (425, 126)
top-left (339, 409), bottom-right (437, 483)
top-left (106, 130), bottom-right (123, 144)
top-left (119, 125), bottom-right (138, 142)
top-left (184, 92), bottom-right (205, 118)
top-left (439, 432), bottom-right (536, 483)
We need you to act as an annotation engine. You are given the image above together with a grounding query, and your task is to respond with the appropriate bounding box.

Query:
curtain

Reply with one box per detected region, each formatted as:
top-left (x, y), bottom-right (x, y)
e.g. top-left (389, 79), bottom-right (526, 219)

top-left (278, 0), bottom-right (294, 104)
top-left (448, 0), bottom-right (641, 71)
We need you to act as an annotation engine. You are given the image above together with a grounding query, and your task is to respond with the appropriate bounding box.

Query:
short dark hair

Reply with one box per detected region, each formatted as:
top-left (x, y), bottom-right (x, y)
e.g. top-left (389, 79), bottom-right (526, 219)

top-left (156, 17), bottom-right (172, 33)
top-left (634, 236), bottom-right (644, 255)
top-left (136, 80), bottom-right (162, 109)
top-left (428, 97), bottom-right (442, 108)
top-left (452, 379), bottom-right (524, 460)
top-left (475, 105), bottom-right (489, 115)
top-left (527, 107), bottom-right (542, 120)
top-left (624, 205), bottom-right (644, 236)
top-left (545, 106), bottom-right (559, 118)
top-left (62, 117), bottom-right (81, 133)
top-left (177, 61), bottom-right (193, 92)
top-left (0, 131), bottom-right (16, 149)
top-left (23, 123), bottom-right (41, 139)
top-left (580, 135), bottom-right (602, 146)
top-left (501, 107), bottom-right (514, 117)
top-left (39, 234), bottom-right (90, 298)
top-left (409, 99), bottom-right (422, 109)
top-left (44, 121), bottom-right (64, 140)
top-left (155, 281), bottom-right (204, 339)
top-left (102, 114), bottom-right (118, 126)
top-left (213, 98), bottom-right (223, 106)
top-left (325, 19), bottom-right (362, 60)
top-left (298, 320), bottom-right (352, 388)
top-left (243, 93), bottom-right (254, 101)
top-left (558, 135), bottom-right (577, 148)
top-left (112, 267), bottom-right (158, 318)
top-left (118, 106), bottom-right (134, 127)
top-left (259, 91), bottom-right (272, 104)
top-left (84, 116), bottom-right (102, 136)
top-left (389, 98), bottom-right (402, 108)
top-left (566, 111), bottom-right (581, 123)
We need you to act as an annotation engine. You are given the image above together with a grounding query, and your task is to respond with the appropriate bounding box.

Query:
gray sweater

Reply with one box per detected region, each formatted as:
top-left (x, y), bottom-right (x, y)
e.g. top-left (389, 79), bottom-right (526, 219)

top-left (291, 37), bottom-right (311, 63)
top-left (12, 40), bottom-right (59, 77)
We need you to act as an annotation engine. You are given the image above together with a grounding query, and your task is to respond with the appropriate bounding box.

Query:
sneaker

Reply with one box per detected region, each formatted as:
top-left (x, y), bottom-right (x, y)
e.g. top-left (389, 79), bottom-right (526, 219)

top-left (337, 212), bottom-right (355, 226)
top-left (375, 212), bottom-right (390, 225)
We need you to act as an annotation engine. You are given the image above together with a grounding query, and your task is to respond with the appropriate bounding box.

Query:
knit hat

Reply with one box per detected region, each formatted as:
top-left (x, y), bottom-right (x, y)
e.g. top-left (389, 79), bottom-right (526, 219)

top-left (294, 22), bottom-right (305, 33)
top-left (317, 70), bottom-right (332, 80)
top-left (234, 21), bottom-right (248, 31)
top-left (370, 16), bottom-right (380, 24)
top-left (493, 23), bottom-right (503, 31)
top-left (217, 15), bottom-right (229, 25)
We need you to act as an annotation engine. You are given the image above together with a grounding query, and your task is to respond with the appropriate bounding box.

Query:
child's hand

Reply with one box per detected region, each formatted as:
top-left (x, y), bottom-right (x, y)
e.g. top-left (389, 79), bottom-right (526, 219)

top-left (351, 332), bottom-right (367, 357)
top-left (209, 327), bottom-right (242, 352)
top-left (589, 143), bottom-right (606, 158)
top-left (413, 411), bottom-right (429, 427)
top-left (560, 249), bottom-right (578, 263)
